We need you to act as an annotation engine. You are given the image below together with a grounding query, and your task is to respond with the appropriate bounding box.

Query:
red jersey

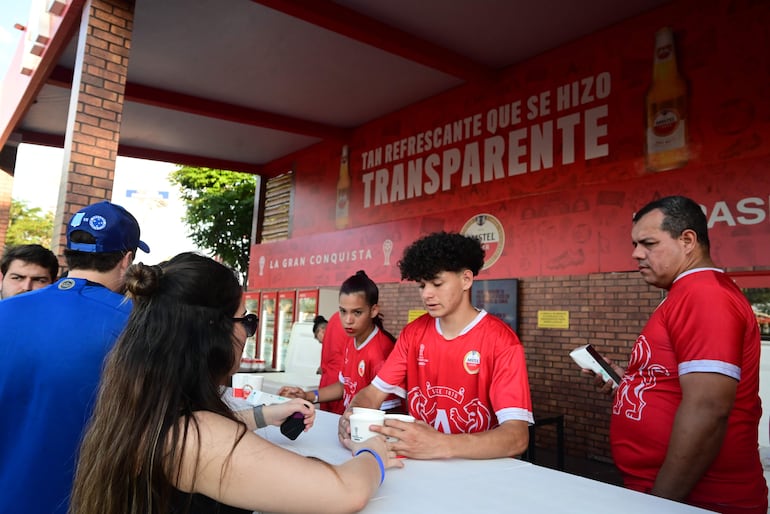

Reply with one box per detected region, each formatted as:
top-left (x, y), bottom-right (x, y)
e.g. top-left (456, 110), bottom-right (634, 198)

top-left (373, 311), bottom-right (533, 434)
top-left (319, 312), bottom-right (345, 414)
top-left (339, 326), bottom-right (403, 411)
top-left (611, 269), bottom-right (767, 514)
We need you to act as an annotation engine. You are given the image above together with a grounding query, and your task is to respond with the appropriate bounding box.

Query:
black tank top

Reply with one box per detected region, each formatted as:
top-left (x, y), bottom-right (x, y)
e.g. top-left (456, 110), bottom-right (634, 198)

top-left (171, 488), bottom-right (252, 514)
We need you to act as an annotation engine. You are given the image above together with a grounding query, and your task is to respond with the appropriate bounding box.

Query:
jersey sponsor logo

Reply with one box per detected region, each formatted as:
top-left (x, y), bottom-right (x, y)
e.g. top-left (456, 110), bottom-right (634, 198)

top-left (417, 343), bottom-right (429, 366)
top-left (342, 375), bottom-right (358, 407)
top-left (463, 350), bottom-right (481, 374)
top-left (613, 335), bottom-right (669, 421)
top-left (357, 359), bottom-right (366, 377)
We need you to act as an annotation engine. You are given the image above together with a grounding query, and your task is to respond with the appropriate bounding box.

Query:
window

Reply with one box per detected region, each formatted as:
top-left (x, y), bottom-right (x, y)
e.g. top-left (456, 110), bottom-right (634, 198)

top-left (260, 171), bottom-right (293, 242)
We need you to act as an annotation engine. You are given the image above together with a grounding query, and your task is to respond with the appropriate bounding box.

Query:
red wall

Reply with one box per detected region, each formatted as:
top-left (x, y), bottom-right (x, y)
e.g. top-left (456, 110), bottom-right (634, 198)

top-left (252, 0), bottom-right (770, 290)
top-left (251, 0), bottom-right (770, 462)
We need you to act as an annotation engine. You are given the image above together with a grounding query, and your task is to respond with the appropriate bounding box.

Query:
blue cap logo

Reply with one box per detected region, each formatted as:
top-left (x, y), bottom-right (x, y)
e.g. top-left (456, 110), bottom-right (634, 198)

top-left (89, 215), bottom-right (107, 231)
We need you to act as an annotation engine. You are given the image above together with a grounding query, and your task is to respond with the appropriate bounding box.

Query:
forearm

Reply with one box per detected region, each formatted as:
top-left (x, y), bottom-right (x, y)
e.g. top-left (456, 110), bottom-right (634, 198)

top-left (435, 420), bottom-right (529, 459)
top-left (233, 408), bottom-right (257, 430)
top-left (317, 382), bottom-right (343, 403)
top-left (348, 384), bottom-right (387, 411)
top-left (234, 403), bottom-right (310, 430)
top-left (651, 403), bottom-right (729, 500)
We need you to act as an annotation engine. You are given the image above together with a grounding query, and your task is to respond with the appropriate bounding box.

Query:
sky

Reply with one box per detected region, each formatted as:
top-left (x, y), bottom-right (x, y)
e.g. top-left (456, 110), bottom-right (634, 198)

top-left (1, 0), bottom-right (204, 264)
top-left (0, 0), bottom-right (29, 80)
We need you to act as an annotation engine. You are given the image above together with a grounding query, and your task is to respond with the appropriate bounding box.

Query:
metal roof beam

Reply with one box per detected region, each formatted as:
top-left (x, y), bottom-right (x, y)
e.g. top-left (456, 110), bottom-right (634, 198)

top-left (19, 129), bottom-right (264, 174)
top-left (48, 66), bottom-right (350, 141)
top-left (252, 0), bottom-right (496, 83)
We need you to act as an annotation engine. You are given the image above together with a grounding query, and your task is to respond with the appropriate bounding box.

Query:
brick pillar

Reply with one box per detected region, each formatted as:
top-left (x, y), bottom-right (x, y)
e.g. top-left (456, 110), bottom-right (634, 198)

top-left (0, 171), bottom-right (12, 251)
top-left (52, 0), bottom-right (135, 255)
top-left (0, 139), bottom-right (19, 252)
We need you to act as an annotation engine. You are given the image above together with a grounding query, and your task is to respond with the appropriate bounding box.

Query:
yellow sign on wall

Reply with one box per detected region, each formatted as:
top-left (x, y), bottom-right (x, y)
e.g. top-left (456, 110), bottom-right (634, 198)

top-left (408, 309), bottom-right (427, 323)
top-left (537, 310), bottom-right (569, 329)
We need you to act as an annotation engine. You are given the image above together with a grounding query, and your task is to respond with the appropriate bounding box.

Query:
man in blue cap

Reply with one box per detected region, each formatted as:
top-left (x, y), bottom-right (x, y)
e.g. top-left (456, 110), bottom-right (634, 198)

top-left (0, 201), bottom-right (149, 514)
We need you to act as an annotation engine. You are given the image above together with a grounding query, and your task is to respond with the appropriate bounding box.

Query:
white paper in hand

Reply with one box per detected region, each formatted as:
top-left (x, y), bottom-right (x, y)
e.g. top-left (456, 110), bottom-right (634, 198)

top-left (569, 344), bottom-right (621, 387)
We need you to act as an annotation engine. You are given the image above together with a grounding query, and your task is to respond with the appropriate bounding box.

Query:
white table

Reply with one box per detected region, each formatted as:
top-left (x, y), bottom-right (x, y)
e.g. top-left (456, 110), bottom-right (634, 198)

top-left (256, 410), bottom-right (710, 513)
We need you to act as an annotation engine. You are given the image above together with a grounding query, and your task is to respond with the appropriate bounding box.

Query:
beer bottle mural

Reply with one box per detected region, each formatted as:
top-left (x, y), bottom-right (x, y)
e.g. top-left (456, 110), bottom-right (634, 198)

top-left (335, 145), bottom-right (351, 229)
top-left (645, 27), bottom-right (688, 172)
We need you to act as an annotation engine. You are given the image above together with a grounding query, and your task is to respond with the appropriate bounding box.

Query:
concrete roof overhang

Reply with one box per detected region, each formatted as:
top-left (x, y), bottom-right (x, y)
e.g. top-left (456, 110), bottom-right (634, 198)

top-left (0, 0), bottom-right (668, 178)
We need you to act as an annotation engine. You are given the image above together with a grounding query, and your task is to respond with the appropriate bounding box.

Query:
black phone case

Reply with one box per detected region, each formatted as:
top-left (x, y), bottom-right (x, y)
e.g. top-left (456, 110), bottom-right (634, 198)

top-left (586, 344), bottom-right (622, 384)
top-left (280, 412), bottom-right (305, 440)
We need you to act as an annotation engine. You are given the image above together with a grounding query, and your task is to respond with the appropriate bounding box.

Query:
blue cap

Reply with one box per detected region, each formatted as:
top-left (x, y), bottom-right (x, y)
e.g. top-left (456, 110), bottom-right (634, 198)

top-left (66, 201), bottom-right (150, 254)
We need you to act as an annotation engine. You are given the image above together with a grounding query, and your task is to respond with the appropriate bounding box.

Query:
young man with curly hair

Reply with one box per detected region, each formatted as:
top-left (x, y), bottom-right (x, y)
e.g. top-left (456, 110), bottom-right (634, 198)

top-left (339, 231), bottom-right (533, 460)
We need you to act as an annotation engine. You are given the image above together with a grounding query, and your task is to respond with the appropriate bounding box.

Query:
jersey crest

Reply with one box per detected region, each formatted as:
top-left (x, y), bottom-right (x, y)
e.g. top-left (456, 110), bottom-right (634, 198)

top-left (409, 382), bottom-right (491, 433)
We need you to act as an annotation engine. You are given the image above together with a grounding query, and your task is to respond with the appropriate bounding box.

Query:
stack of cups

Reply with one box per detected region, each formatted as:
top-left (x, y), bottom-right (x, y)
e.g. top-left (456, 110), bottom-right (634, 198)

top-left (349, 408), bottom-right (416, 442)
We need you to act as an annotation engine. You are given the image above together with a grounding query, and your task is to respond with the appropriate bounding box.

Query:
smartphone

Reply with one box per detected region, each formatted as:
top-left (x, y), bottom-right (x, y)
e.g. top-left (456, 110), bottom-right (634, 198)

top-left (280, 412), bottom-right (305, 440)
top-left (569, 344), bottom-right (621, 387)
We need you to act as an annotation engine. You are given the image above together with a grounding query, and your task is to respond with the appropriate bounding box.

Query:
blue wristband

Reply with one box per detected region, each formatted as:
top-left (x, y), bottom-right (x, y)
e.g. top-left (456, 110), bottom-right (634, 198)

top-left (355, 448), bottom-right (385, 485)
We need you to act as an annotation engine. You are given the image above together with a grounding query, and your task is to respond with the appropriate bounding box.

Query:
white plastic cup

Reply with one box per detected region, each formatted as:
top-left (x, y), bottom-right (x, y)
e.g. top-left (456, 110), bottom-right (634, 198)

top-left (232, 373), bottom-right (264, 399)
top-left (349, 412), bottom-right (385, 442)
top-left (384, 414), bottom-right (415, 442)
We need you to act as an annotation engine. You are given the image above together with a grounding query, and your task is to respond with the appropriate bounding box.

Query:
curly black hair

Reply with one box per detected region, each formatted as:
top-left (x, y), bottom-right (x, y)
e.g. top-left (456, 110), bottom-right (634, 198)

top-left (398, 231), bottom-right (485, 281)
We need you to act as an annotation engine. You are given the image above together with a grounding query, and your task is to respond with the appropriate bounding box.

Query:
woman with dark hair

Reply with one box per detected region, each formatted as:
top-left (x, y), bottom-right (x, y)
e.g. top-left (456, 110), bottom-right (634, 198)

top-left (312, 314), bottom-right (328, 343)
top-left (70, 253), bottom-right (400, 514)
top-left (280, 270), bottom-right (404, 413)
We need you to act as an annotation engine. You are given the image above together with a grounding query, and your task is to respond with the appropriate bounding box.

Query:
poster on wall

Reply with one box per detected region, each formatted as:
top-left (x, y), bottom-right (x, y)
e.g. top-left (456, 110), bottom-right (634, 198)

top-left (472, 279), bottom-right (519, 332)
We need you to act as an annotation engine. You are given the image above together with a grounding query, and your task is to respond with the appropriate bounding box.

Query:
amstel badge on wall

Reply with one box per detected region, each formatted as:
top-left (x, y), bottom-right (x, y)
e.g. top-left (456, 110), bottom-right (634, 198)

top-left (461, 213), bottom-right (505, 270)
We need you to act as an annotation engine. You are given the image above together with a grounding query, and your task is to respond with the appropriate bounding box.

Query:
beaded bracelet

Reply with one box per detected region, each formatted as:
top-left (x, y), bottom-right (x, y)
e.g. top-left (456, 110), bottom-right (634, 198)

top-left (354, 448), bottom-right (385, 485)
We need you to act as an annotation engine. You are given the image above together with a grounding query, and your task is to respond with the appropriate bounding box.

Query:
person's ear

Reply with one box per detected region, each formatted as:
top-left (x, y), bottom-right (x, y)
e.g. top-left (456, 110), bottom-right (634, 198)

top-left (370, 303), bottom-right (380, 319)
top-left (461, 269), bottom-right (474, 291)
top-left (119, 251), bottom-right (135, 273)
top-left (680, 229), bottom-right (698, 253)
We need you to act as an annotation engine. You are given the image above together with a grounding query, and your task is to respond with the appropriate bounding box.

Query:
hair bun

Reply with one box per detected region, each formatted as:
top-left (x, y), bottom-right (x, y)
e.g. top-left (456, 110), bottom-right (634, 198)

top-left (125, 262), bottom-right (163, 298)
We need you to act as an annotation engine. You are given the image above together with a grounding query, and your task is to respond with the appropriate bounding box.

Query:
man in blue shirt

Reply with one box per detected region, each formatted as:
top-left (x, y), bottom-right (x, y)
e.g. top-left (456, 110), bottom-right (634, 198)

top-left (0, 244), bottom-right (59, 299)
top-left (0, 201), bottom-right (149, 514)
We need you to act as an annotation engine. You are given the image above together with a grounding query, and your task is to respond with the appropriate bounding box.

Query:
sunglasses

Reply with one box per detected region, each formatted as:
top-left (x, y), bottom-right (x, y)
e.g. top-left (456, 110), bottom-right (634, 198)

top-left (233, 313), bottom-right (259, 337)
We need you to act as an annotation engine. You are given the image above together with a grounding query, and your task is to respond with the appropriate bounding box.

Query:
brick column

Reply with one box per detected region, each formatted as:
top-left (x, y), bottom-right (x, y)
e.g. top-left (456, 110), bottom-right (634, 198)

top-left (0, 171), bottom-right (12, 251)
top-left (52, 0), bottom-right (135, 255)
top-left (0, 139), bottom-right (20, 251)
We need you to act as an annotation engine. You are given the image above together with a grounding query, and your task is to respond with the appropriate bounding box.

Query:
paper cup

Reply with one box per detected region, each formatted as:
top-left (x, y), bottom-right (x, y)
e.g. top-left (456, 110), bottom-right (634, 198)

top-left (349, 412), bottom-right (385, 442)
top-left (232, 373), bottom-right (264, 399)
top-left (352, 407), bottom-right (385, 417)
top-left (384, 414), bottom-right (415, 442)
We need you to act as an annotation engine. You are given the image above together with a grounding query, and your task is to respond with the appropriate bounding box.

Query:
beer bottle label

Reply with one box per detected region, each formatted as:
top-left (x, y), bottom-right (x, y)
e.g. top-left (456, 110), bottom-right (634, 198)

top-left (647, 106), bottom-right (686, 154)
top-left (336, 190), bottom-right (349, 217)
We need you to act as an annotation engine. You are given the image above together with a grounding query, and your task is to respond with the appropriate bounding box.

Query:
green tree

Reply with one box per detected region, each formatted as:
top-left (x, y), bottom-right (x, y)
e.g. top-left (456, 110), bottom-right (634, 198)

top-left (6, 199), bottom-right (54, 247)
top-left (169, 166), bottom-right (256, 284)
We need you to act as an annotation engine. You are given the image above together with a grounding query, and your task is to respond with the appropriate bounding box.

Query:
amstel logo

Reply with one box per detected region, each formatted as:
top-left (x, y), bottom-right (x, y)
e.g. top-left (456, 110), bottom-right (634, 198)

top-left (461, 213), bottom-right (505, 270)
